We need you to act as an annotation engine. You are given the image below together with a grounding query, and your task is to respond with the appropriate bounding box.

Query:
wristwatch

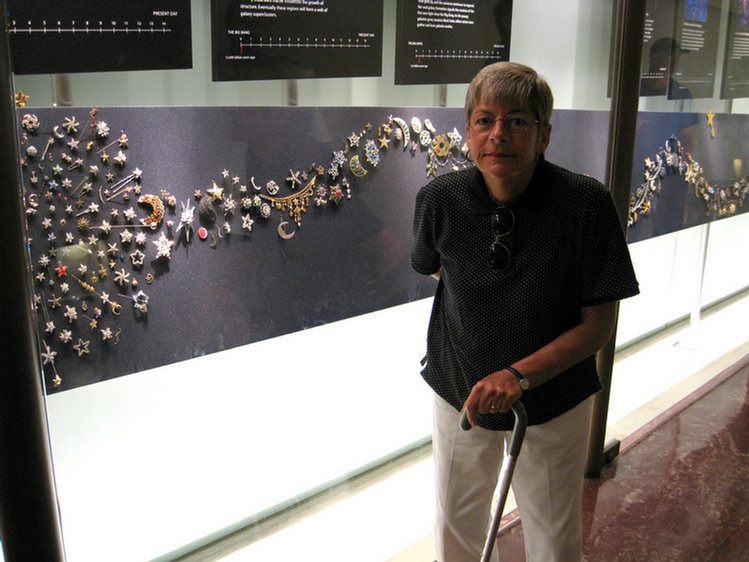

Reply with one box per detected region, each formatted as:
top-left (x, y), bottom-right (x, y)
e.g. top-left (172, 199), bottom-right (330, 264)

top-left (506, 366), bottom-right (530, 391)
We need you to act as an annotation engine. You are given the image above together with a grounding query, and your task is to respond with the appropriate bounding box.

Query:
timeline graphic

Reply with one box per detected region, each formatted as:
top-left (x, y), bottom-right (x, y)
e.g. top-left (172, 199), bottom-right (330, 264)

top-left (8, 18), bottom-right (174, 35)
top-left (413, 48), bottom-right (505, 63)
top-left (395, 0), bottom-right (512, 85)
top-left (7, 1), bottom-right (192, 75)
top-left (211, 0), bottom-right (383, 82)
top-left (235, 36), bottom-right (373, 52)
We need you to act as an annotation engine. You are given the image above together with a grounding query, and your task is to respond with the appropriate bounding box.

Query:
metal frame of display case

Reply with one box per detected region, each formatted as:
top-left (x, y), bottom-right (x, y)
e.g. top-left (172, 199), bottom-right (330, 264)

top-left (0, 2), bottom-right (66, 560)
top-left (586, 0), bottom-right (646, 479)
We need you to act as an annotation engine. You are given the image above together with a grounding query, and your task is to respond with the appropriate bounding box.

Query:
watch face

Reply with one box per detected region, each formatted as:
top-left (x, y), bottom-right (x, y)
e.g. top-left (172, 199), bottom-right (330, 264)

top-left (508, 367), bottom-right (529, 390)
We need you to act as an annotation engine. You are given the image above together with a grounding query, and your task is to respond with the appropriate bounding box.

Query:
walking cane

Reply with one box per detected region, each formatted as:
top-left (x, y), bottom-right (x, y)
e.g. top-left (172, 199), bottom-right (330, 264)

top-left (459, 402), bottom-right (528, 562)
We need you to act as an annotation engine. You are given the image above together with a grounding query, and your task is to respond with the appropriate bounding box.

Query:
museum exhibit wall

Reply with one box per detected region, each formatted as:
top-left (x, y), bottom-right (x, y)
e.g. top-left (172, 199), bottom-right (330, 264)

top-left (9, 1), bottom-right (749, 561)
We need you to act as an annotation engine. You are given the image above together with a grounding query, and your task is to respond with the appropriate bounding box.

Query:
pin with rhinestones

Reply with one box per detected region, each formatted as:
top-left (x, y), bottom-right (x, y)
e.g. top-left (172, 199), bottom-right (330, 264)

top-left (21, 114), bottom-right (40, 132)
top-left (286, 169), bottom-right (302, 189)
top-left (266, 180), bottom-right (279, 195)
top-left (41, 342), bottom-right (62, 386)
top-left (118, 290), bottom-right (149, 314)
top-left (95, 121), bottom-right (110, 139)
top-left (77, 108), bottom-right (99, 140)
top-left (38, 137), bottom-right (54, 167)
top-left (349, 155), bottom-right (368, 177)
top-left (98, 173), bottom-right (137, 203)
top-left (365, 139), bottom-right (380, 167)
top-left (96, 132), bottom-right (128, 155)
top-left (176, 199), bottom-right (195, 241)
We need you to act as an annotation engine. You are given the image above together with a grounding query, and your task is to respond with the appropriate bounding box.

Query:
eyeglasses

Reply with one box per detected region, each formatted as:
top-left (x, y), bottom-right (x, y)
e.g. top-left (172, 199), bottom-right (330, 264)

top-left (469, 114), bottom-right (538, 135)
top-left (487, 206), bottom-right (514, 272)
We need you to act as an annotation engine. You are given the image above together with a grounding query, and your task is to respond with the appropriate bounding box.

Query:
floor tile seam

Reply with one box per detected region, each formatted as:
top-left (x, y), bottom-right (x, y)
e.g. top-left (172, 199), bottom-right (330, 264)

top-left (584, 459), bottom-right (749, 553)
top-left (594, 438), bottom-right (742, 499)
top-left (596, 435), bottom-right (749, 500)
top-left (695, 523), bottom-right (748, 562)
top-left (618, 353), bottom-right (749, 455)
top-left (588, 506), bottom-right (738, 556)
top-left (610, 401), bottom-right (749, 496)
top-left (710, 513), bottom-right (749, 544)
top-left (584, 529), bottom-right (698, 562)
top-left (500, 476), bottom-right (739, 551)
top-left (556, 368), bottom-right (742, 530)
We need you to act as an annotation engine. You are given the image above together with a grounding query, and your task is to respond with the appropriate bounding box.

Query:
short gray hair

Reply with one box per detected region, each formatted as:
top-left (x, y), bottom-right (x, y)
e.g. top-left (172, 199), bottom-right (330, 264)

top-left (464, 62), bottom-right (553, 127)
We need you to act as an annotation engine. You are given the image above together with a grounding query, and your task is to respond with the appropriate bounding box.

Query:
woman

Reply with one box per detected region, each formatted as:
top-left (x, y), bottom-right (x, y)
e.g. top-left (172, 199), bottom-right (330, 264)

top-left (411, 62), bottom-right (639, 561)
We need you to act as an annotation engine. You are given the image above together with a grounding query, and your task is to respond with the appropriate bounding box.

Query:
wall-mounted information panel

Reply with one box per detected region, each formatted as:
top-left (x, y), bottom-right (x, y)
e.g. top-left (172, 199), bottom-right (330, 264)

top-left (7, 0), bottom-right (192, 75)
top-left (639, 0), bottom-right (721, 99)
top-left (670, 0), bottom-right (721, 99)
top-left (721, 0), bottom-right (749, 98)
top-left (211, 0), bottom-right (383, 81)
top-left (394, 0), bottom-right (512, 85)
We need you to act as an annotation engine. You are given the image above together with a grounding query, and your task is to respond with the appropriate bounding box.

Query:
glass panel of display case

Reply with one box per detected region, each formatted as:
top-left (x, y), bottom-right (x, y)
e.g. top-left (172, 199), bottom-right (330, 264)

top-left (6, 2), bottom-right (749, 561)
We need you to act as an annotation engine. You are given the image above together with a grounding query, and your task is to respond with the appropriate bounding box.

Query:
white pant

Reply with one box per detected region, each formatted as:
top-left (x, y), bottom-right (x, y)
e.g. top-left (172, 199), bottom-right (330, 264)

top-left (433, 394), bottom-right (593, 562)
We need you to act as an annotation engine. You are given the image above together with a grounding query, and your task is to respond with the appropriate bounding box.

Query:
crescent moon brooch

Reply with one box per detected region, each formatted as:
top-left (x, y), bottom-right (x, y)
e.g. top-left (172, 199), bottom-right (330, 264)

top-left (278, 219), bottom-right (296, 239)
top-left (349, 155), bottom-right (368, 177)
top-left (391, 117), bottom-right (411, 148)
top-left (138, 194), bottom-right (165, 229)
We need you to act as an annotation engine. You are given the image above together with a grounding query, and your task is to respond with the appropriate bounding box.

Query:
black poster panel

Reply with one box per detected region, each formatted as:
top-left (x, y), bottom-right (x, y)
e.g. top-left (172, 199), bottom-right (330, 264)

top-left (639, 0), bottom-right (680, 97)
top-left (7, 0), bottom-right (192, 75)
top-left (394, 0), bottom-right (512, 85)
top-left (669, 0), bottom-right (721, 99)
top-left (211, 0), bottom-right (383, 81)
top-left (720, 0), bottom-right (749, 99)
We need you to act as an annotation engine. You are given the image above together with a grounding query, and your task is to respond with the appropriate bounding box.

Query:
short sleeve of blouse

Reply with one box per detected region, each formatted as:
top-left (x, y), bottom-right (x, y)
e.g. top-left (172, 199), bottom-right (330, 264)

top-left (578, 185), bottom-right (639, 306)
top-left (411, 186), bottom-right (441, 275)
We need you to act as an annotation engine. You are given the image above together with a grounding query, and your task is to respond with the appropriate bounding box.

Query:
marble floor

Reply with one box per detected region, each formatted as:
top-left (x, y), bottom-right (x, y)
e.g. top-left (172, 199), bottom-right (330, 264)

top-left (495, 356), bottom-right (749, 562)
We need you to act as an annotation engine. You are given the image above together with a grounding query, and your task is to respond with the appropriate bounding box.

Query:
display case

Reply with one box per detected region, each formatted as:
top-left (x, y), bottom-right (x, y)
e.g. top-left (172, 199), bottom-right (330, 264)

top-left (3, 1), bottom-right (749, 562)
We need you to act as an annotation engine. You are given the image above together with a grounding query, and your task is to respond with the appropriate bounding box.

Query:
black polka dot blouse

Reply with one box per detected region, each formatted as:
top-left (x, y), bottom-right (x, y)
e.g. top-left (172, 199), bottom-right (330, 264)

top-left (411, 157), bottom-right (640, 430)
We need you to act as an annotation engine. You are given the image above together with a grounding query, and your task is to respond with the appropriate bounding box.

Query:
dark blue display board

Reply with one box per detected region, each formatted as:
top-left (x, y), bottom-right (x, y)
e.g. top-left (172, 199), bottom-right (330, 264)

top-left (16, 106), bottom-right (748, 392)
top-left (18, 106), bottom-right (461, 391)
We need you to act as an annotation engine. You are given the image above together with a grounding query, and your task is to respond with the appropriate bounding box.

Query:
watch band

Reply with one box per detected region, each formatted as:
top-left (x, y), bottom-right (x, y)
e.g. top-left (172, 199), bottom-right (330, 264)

top-left (506, 365), bottom-right (530, 390)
